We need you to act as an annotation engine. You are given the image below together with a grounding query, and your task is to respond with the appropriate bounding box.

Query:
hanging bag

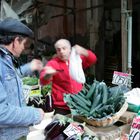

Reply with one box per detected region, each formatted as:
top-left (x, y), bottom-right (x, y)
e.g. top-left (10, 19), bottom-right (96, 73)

top-left (69, 47), bottom-right (86, 84)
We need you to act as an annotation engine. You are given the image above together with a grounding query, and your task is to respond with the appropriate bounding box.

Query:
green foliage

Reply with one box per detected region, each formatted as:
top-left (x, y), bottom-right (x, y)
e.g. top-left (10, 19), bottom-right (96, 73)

top-left (41, 83), bottom-right (52, 95)
top-left (22, 77), bottom-right (38, 85)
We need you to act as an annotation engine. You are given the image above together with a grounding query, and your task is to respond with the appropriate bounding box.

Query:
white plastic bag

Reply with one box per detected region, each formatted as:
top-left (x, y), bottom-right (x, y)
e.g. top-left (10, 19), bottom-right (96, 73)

top-left (69, 47), bottom-right (86, 83)
top-left (1, 0), bottom-right (19, 20)
top-left (124, 88), bottom-right (140, 105)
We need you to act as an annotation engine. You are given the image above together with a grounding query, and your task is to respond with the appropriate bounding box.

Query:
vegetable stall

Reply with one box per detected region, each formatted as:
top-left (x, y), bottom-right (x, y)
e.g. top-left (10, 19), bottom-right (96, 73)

top-left (22, 76), bottom-right (137, 140)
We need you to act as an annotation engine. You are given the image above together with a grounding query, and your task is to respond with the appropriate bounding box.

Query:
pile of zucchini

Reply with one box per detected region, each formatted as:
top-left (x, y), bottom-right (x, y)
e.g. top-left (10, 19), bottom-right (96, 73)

top-left (64, 80), bottom-right (126, 119)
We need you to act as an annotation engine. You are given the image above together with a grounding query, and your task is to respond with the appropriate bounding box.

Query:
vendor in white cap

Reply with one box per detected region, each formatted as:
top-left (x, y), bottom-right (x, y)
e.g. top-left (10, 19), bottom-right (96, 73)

top-left (40, 39), bottom-right (97, 115)
top-left (0, 18), bottom-right (44, 140)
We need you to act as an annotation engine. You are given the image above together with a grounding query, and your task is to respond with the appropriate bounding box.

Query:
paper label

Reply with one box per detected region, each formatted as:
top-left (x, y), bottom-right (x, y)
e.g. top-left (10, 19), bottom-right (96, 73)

top-left (112, 71), bottom-right (131, 86)
top-left (129, 116), bottom-right (140, 140)
top-left (23, 85), bottom-right (32, 103)
top-left (63, 123), bottom-right (84, 137)
top-left (30, 89), bottom-right (41, 96)
top-left (23, 85), bottom-right (41, 103)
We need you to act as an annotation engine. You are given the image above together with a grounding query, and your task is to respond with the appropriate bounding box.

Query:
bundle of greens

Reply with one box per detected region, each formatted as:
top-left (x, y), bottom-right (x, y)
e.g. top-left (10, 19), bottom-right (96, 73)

top-left (22, 77), bottom-right (38, 86)
top-left (41, 83), bottom-right (52, 95)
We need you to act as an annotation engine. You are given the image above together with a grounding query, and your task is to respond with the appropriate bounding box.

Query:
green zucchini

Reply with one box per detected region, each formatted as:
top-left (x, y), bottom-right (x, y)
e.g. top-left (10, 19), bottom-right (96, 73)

top-left (74, 94), bottom-right (92, 106)
top-left (114, 95), bottom-right (125, 105)
top-left (78, 92), bottom-right (86, 98)
top-left (101, 82), bottom-right (109, 104)
top-left (84, 83), bottom-right (91, 90)
top-left (90, 93), bottom-right (102, 114)
top-left (92, 82), bottom-right (101, 100)
top-left (70, 100), bottom-right (89, 116)
top-left (105, 97), bottom-right (114, 105)
top-left (114, 98), bottom-right (125, 112)
top-left (71, 94), bottom-right (90, 112)
top-left (95, 105), bottom-right (113, 115)
top-left (89, 103), bottom-right (103, 115)
top-left (81, 87), bottom-right (88, 95)
top-left (85, 80), bottom-right (98, 99)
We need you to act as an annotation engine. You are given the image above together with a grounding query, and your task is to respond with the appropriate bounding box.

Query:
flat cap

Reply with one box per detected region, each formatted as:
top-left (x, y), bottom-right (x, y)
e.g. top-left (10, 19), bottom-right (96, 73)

top-left (0, 18), bottom-right (34, 38)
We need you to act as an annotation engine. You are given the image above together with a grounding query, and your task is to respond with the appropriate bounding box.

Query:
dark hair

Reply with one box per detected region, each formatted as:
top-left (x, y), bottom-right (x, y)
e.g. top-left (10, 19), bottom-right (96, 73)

top-left (0, 34), bottom-right (26, 45)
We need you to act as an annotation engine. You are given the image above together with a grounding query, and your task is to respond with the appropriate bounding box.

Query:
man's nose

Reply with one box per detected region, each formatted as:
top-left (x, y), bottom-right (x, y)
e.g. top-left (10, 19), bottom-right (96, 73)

top-left (60, 49), bottom-right (64, 53)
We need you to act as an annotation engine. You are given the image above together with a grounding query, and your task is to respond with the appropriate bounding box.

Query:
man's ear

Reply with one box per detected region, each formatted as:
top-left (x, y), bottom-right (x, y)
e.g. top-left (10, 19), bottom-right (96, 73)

top-left (13, 37), bottom-right (20, 48)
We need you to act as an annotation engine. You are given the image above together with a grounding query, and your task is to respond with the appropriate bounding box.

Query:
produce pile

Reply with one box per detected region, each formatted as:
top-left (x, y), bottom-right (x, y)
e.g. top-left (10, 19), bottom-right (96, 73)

top-left (22, 76), bottom-right (52, 94)
top-left (41, 84), bottom-right (52, 96)
top-left (27, 92), bottom-right (53, 112)
top-left (22, 76), bottom-right (53, 112)
top-left (44, 115), bottom-right (98, 140)
top-left (64, 80), bottom-right (126, 119)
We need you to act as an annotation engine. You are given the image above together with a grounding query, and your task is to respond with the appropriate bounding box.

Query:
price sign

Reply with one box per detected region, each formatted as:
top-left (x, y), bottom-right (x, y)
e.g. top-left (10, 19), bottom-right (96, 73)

top-left (22, 85), bottom-right (31, 103)
top-left (30, 89), bottom-right (41, 97)
top-left (112, 71), bottom-right (131, 86)
top-left (129, 117), bottom-right (140, 140)
top-left (63, 123), bottom-right (84, 137)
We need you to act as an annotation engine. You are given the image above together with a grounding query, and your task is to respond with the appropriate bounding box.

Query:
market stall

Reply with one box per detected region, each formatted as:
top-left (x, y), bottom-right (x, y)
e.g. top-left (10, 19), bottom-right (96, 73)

top-left (23, 76), bottom-right (138, 140)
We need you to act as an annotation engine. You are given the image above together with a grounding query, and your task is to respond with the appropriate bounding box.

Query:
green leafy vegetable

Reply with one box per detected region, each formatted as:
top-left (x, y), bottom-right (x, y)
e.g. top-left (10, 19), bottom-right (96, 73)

top-left (22, 77), bottom-right (38, 85)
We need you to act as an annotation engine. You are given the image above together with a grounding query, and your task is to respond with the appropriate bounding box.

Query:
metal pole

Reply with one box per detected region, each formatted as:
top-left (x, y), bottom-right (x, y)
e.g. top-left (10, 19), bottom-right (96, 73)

top-left (128, 16), bottom-right (132, 69)
top-left (127, 0), bottom-right (132, 88)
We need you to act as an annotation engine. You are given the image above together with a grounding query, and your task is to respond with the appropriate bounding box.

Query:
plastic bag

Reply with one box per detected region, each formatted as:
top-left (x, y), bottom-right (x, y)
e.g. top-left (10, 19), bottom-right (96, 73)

top-left (124, 88), bottom-right (140, 105)
top-left (69, 47), bottom-right (85, 83)
top-left (0, 0), bottom-right (19, 20)
top-left (124, 88), bottom-right (140, 112)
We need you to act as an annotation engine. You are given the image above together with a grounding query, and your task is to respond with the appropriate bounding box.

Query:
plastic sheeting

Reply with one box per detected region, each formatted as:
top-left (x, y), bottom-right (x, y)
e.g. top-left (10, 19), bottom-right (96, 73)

top-left (0, 0), bottom-right (19, 20)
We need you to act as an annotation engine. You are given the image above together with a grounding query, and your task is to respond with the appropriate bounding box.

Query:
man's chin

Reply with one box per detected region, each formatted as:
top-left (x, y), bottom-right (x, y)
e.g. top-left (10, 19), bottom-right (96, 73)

top-left (59, 56), bottom-right (68, 61)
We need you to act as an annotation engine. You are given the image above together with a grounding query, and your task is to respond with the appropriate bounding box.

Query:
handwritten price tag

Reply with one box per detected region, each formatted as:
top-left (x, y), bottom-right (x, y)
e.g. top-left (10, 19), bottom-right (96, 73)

top-left (63, 123), bottom-right (84, 137)
top-left (129, 116), bottom-right (140, 140)
top-left (112, 71), bottom-right (131, 86)
top-left (30, 89), bottom-right (41, 96)
top-left (22, 85), bottom-right (31, 103)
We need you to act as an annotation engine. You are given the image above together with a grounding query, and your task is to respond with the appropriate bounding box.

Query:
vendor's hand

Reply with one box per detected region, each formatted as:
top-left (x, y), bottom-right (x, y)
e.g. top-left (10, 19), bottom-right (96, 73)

top-left (44, 66), bottom-right (58, 75)
top-left (30, 59), bottom-right (43, 72)
top-left (73, 44), bottom-right (88, 56)
top-left (43, 66), bottom-right (58, 79)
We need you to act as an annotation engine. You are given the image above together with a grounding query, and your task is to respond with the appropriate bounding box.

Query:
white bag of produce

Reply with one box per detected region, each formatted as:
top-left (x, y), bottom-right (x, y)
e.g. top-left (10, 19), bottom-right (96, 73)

top-left (124, 88), bottom-right (140, 112)
top-left (124, 88), bottom-right (140, 105)
top-left (69, 47), bottom-right (85, 83)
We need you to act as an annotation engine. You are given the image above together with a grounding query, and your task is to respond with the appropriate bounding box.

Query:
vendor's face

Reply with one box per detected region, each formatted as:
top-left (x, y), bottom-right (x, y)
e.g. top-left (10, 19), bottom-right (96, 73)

top-left (13, 37), bottom-right (31, 57)
top-left (56, 45), bottom-right (71, 61)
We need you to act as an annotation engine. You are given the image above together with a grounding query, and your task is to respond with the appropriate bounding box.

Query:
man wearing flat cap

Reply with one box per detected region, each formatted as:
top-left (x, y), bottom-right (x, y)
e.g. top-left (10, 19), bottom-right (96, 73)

top-left (0, 18), bottom-right (44, 140)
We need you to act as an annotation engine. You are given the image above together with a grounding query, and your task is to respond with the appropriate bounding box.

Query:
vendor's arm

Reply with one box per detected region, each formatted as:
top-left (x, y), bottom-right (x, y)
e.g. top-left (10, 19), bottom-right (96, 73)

top-left (73, 44), bottom-right (97, 68)
top-left (40, 64), bottom-right (58, 85)
top-left (18, 59), bottom-right (43, 77)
